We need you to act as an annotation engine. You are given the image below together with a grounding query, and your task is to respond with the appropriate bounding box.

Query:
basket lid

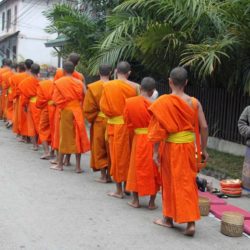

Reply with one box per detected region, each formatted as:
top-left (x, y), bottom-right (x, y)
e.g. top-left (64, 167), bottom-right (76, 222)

top-left (199, 197), bottom-right (210, 204)
top-left (222, 212), bottom-right (244, 225)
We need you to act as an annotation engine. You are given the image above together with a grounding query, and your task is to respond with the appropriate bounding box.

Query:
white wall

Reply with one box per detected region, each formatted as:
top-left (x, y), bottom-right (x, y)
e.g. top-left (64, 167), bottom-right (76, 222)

top-left (16, 0), bottom-right (58, 66)
top-left (0, 0), bottom-right (61, 65)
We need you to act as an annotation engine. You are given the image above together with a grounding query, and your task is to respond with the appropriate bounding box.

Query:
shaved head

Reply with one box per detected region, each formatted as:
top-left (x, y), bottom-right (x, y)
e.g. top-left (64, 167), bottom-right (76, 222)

top-left (68, 53), bottom-right (80, 66)
top-left (17, 62), bottom-right (26, 72)
top-left (31, 63), bottom-right (40, 75)
top-left (117, 61), bottom-right (131, 75)
top-left (99, 64), bottom-right (112, 76)
top-left (169, 67), bottom-right (188, 88)
top-left (63, 61), bottom-right (75, 74)
top-left (141, 77), bottom-right (156, 92)
top-left (25, 59), bottom-right (34, 70)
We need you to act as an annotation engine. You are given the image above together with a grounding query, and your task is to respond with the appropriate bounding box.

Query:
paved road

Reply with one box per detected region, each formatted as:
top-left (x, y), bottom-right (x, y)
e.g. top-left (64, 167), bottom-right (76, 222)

top-left (0, 121), bottom-right (249, 250)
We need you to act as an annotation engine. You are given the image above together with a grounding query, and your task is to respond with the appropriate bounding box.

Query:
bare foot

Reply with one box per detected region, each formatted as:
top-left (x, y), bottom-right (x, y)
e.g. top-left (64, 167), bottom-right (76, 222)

top-left (95, 178), bottom-right (108, 183)
top-left (153, 218), bottom-right (174, 228)
top-left (50, 160), bottom-right (58, 165)
top-left (75, 168), bottom-right (83, 174)
top-left (148, 204), bottom-right (158, 210)
top-left (17, 138), bottom-right (26, 143)
top-left (128, 201), bottom-right (140, 208)
top-left (107, 192), bottom-right (124, 199)
top-left (184, 223), bottom-right (195, 237)
top-left (50, 165), bottom-right (63, 171)
top-left (63, 161), bottom-right (71, 167)
top-left (32, 147), bottom-right (39, 151)
top-left (40, 154), bottom-right (50, 160)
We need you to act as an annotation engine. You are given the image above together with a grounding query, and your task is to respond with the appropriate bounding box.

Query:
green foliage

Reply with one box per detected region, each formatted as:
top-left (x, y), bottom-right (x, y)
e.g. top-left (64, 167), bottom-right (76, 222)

top-left (45, 0), bottom-right (250, 91)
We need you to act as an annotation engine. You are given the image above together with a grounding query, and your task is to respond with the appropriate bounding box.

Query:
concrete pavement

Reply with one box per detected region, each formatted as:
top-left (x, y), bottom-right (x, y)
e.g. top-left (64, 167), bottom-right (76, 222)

top-left (0, 121), bottom-right (249, 250)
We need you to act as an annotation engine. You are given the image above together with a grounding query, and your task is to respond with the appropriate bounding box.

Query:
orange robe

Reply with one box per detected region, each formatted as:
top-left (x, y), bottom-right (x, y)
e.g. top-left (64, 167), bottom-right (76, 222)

top-left (54, 68), bottom-right (84, 82)
top-left (148, 94), bottom-right (200, 223)
top-left (53, 76), bottom-right (90, 154)
top-left (19, 76), bottom-right (41, 137)
top-left (10, 72), bottom-right (30, 134)
top-left (83, 80), bottom-right (108, 171)
top-left (124, 96), bottom-right (160, 196)
top-left (52, 69), bottom-right (84, 150)
top-left (4, 71), bottom-right (15, 121)
top-left (100, 79), bottom-right (138, 183)
top-left (36, 79), bottom-right (55, 144)
top-left (0, 67), bottom-right (11, 119)
top-left (1, 69), bottom-right (13, 119)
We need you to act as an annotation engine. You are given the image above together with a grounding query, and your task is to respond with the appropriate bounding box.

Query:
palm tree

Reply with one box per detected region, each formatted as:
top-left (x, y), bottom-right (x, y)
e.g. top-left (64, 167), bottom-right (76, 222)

top-left (89, 0), bottom-right (250, 90)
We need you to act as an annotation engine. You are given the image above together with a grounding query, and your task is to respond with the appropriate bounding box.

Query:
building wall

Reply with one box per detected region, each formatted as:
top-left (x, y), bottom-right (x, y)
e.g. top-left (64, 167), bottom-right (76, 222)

top-left (0, 0), bottom-right (67, 66)
top-left (16, 0), bottom-right (58, 65)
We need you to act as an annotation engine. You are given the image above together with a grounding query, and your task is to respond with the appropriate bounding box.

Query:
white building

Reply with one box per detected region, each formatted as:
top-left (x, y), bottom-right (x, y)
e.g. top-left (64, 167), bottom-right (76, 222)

top-left (0, 0), bottom-right (76, 66)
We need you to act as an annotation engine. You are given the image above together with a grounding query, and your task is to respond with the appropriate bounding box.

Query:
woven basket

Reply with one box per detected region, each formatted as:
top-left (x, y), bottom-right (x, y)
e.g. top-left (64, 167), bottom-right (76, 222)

top-left (221, 212), bottom-right (244, 237)
top-left (199, 197), bottom-right (210, 216)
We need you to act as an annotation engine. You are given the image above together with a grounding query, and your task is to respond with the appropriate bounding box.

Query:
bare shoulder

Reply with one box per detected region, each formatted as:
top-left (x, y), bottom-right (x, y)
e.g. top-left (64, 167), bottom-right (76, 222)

top-left (127, 80), bottom-right (139, 89)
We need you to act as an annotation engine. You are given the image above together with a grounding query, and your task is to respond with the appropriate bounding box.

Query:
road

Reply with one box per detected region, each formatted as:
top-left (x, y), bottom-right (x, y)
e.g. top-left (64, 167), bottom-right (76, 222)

top-left (0, 121), bottom-right (249, 250)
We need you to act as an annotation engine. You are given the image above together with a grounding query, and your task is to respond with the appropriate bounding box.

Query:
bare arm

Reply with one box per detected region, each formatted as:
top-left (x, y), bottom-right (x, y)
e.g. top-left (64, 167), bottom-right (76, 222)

top-left (153, 142), bottom-right (160, 167)
top-left (198, 101), bottom-right (209, 161)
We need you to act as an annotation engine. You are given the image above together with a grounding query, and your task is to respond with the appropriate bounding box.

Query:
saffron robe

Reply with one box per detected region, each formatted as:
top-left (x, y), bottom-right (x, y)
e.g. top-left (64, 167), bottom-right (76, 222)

top-left (19, 76), bottom-right (41, 137)
top-left (100, 79), bottom-right (138, 183)
top-left (148, 94), bottom-right (200, 223)
top-left (10, 72), bottom-right (30, 134)
top-left (0, 67), bottom-right (11, 119)
top-left (83, 80), bottom-right (109, 171)
top-left (36, 79), bottom-right (55, 144)
top-left (124, 96), bottom-right (160, 196)
top-left (53, 76), bottom-right (90, 154)
top-left (52, 69), bottom-right (84, 150)
top-left (2, 70), bottom-right (14, 120)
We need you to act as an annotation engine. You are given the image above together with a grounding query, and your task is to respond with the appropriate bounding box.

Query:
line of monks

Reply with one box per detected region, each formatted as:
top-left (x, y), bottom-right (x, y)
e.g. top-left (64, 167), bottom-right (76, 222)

top-left (0, 53), bottom-right (208, 237)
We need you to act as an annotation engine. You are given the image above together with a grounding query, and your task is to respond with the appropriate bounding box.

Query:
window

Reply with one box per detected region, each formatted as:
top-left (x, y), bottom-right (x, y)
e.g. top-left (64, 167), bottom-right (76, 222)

top-left (6, 47), bottom-right (10, 58)
top-left (12, 45), bottom-right (16, 60)
top-left (7, 9), bottom-right (11, 31)
top-left (2, 12), bottom-right (5, 31)
top-left (14, 5), bottom-right (17, 25)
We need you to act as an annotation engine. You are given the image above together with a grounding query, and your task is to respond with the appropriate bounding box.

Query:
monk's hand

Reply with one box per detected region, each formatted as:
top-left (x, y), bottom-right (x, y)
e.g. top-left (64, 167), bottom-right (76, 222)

top-left (153, 152), bottom-right (160, 167)
top-left (202, 149), bottom-right (209, 162)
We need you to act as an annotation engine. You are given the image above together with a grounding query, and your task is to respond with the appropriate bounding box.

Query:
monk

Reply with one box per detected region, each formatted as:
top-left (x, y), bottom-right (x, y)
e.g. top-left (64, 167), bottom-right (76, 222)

top-left (2, 61), bottom-right (15, 127)
top-left (19, 64), bottom-right (41, 150)
top-left (124, 77), bottom-right (160, 209)
top-left (83, 64), bottom-right (112, 182)
top-left (100, 61), bottom-right (139, 198)
top-left (54, 53), bottom-right (84, 82)
top-left (51, 61), bottom-right (90, 173)
top-left (52, 52), bottom-right (84, 166)
top-left (16, 60), bottom-right (34, 141)
top-left (0, 59), bottom-right (12, 122)
top-left (0, 59), bottom-right (11, 119)
top-left (10, 62), bottom-right (29, 136)
top-left (148, 67), bottom-right (208, 236)
top-left (36, 71), bottom-right (56, 159)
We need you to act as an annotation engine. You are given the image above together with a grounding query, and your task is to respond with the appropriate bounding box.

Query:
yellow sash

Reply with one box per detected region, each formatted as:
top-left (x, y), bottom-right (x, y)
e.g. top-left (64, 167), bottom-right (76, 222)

top-left (166, 131), bottom-right (195, 144)
top-left (134, 128), bottom-right (148, 135)
top-left (30, 96), bottom-right (37, 103)
top-left (98, 111), bottom-right (106, 118)
top-left (107, 116), bottom-right (124, 125)
top-left (48, 100), bottom-right (54, 106)
top-left (7, 87), bottom-right (12, 94)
